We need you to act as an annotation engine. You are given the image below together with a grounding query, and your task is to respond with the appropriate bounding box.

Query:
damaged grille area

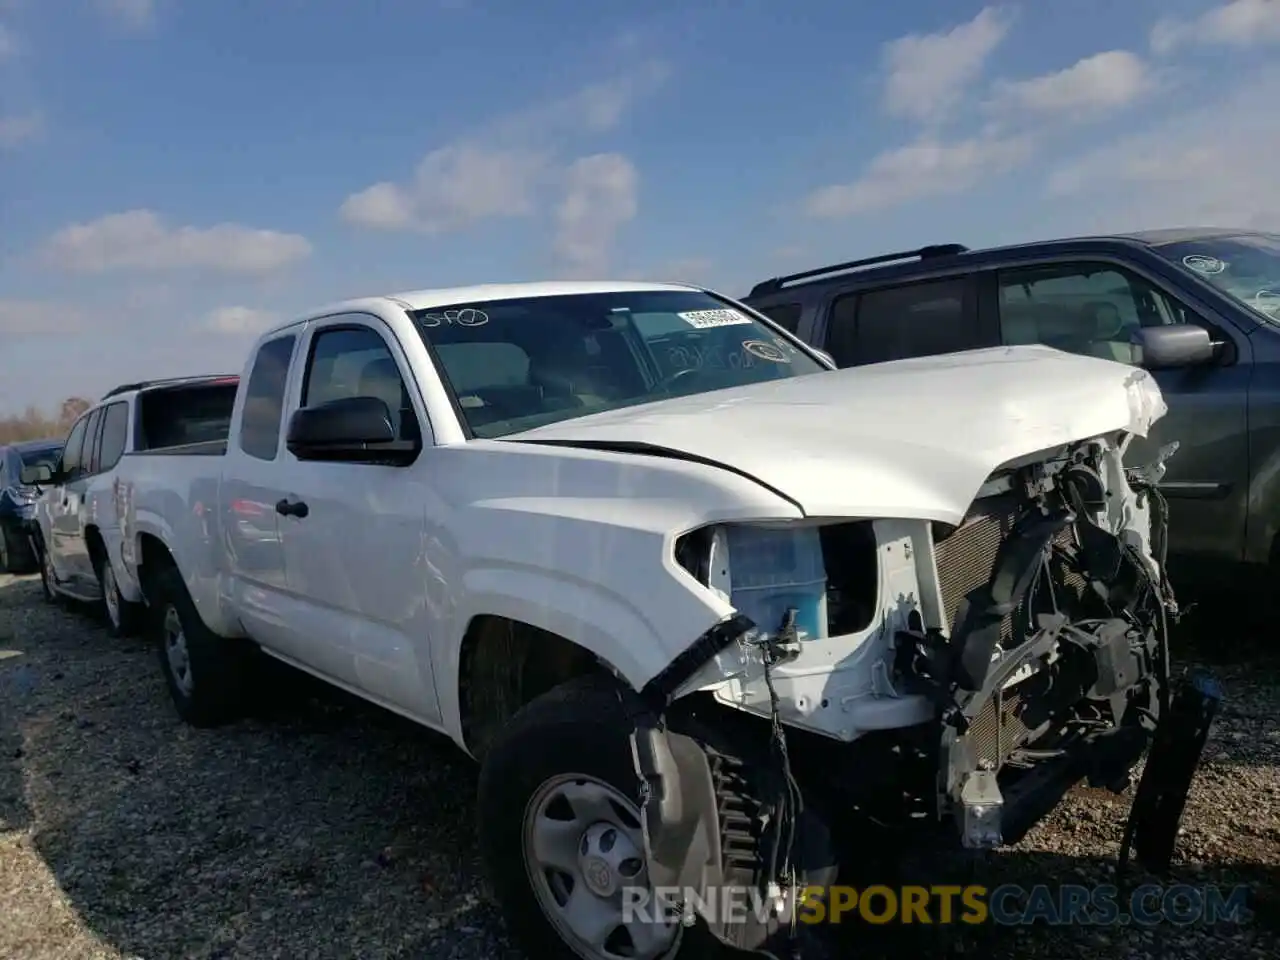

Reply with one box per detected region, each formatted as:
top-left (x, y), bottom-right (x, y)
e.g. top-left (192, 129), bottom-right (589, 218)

top-left (968, 684), bottom-right (1032, 769)
top-left (932, 490), bottom-right (1095, 771)
top-left (934, 493), bottom-right (1089, 647)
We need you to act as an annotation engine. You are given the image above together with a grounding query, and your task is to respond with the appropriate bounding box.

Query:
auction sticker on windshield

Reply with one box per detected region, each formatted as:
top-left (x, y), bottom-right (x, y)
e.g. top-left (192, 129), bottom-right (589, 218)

top-left (677, 308), bottom-right (755, 329)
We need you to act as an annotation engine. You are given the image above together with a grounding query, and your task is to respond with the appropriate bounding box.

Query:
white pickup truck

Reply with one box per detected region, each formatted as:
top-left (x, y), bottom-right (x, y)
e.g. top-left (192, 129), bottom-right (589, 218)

top-left (111, 280), bottom-right (1215, 960)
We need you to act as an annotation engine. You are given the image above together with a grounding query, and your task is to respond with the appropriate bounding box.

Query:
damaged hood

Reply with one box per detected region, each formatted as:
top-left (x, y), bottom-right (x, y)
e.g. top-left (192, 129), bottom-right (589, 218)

top-left (512, 345), bottom-right (1168, 526)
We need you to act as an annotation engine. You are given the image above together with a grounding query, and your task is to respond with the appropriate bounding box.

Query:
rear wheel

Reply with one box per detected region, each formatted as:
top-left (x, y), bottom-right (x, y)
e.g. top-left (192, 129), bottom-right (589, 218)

top-left (33, 533), bottom-right (59, 604)
top-left (151, 565), bottom-right (254, 727)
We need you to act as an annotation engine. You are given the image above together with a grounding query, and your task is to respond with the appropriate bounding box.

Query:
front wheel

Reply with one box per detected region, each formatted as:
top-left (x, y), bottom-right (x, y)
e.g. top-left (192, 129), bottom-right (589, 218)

top-left (478, 675), bottom-right (684, 960)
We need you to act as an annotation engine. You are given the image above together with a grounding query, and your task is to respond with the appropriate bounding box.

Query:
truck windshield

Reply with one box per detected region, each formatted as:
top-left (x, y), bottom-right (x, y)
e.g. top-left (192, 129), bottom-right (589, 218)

top-left (1156, 233), bottom-right (1280, 323)
top-left (408, 289), bottom-right (826, 438)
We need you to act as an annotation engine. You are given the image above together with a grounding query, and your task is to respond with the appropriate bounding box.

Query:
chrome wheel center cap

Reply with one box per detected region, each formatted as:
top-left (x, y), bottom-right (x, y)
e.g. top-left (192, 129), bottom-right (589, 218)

top-left (581, 855), bottom-right (617, 897)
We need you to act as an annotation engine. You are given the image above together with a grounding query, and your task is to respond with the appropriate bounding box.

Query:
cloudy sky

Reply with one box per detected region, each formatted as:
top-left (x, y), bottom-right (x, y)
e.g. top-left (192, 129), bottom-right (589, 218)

top-left (2, 0), bottom-right (1279, 413)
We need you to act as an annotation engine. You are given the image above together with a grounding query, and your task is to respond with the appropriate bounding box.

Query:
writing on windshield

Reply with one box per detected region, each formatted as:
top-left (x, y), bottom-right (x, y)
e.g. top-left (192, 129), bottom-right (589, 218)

top-left (409, 290), bottom-right (825, 438)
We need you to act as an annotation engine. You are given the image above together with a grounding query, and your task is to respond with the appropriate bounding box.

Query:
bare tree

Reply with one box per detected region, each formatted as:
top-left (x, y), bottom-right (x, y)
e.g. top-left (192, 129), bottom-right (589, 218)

top-left (0, 396), bottom-right (95, 445)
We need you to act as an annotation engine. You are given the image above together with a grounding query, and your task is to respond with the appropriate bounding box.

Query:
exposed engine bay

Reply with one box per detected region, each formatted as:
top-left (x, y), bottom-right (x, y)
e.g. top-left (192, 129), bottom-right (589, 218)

top-left (628, 432), bottom-right (1219, 958)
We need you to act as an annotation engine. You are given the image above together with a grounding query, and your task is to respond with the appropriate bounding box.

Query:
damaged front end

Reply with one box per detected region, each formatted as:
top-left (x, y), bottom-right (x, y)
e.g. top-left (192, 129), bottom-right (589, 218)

top-left (628, 433), bottom-right (1221, 955)
top-left (900, 435), bottom-right (1181, 850)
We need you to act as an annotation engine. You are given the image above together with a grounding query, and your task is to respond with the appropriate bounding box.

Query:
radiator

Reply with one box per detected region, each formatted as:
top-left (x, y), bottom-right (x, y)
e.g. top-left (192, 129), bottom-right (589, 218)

top-left (934, 492), bottom-right (1088, 768)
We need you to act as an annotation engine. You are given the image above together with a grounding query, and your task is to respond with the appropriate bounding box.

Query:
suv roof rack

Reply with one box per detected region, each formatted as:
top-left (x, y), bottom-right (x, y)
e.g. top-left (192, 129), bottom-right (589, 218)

top-left (101, 374), bottom-right (239, 401)
top-left (748, 243), bottom-right (970, 298)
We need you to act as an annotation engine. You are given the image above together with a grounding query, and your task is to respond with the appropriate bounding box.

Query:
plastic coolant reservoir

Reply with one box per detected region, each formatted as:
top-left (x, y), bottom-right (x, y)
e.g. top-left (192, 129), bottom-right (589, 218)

top-left (724, 525), bottom-right (828, 641)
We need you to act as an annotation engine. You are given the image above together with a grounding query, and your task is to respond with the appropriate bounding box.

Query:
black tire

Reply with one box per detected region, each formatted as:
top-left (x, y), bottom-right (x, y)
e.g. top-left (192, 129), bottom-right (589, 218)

top-left (478, 675), bottom-right (677, 960)
top-left (93, 551), bottom-right (143, 638)
top-left (477, 675), bottom-right (832, 960)
top-left (32, 532), bottom-right (60, 604)
top-left (0, 522), bottom-right (36, 575)
top-left (150, 564), bottom-right (253, 727)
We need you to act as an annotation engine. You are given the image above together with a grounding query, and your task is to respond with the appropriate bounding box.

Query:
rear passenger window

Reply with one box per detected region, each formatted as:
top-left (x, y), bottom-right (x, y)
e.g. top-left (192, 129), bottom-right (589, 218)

top-left (303, 325), bottom-right (421, 445)
top-left (240, 335), bottom-right (297, 461)
top-left (826, 277), bottom-right (980, 366)
top-left (97, 402), bottom-right (129, 472)
top-left (757, 303), bottom-right (803, 334)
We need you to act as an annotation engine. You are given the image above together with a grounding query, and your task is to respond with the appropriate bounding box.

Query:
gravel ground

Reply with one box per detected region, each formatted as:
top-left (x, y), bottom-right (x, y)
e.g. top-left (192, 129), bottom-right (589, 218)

top-left (1, 570), bottom-right (1278, 959)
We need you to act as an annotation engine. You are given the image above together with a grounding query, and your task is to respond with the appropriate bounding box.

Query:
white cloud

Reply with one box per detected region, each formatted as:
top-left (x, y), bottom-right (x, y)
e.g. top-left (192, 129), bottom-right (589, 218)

top-left (803, 132), bottom-right (1033, 218)
top-left (339, 60), bottom-right (666, 234)
top-left (988, 50), bottom-right (1153, 117)
top-left (1152, 0), bottom-right (1280, 55)
top-left (95, 0), bottom-right (154, 31)
top-left (0, 110), bottom-right (42, 147)
top-left (204, 306), bottom-right (280, 335)
top-left (0, 299), bottom-right (85, 335)
top-left (881, 6), bottom-right (1013, 123)
top-left (1045, 66), bottom-right (1280, 231)
top-left (40, 210), bottom-right (312, 275)
top-left (553, 153), bottom-right (638, 276)
top-left (341, 144), bottom-right (549, 233)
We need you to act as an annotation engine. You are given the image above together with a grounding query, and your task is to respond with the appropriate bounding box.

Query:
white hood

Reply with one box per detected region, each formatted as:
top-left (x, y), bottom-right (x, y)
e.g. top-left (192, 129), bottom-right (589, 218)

top-left (514, 345), bottom-right (1168, 525)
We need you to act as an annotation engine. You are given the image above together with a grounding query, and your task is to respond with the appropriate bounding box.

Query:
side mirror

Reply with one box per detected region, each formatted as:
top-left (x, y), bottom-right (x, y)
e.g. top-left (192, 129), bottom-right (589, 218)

top-left (19, 463), bottom-right (54, 486)
top-left (1132, 325), bottom-right (1216, 370)
top-left (285, 396), bottom-right (406, 463)
top-left (811, 348), bottom-right (837, 368)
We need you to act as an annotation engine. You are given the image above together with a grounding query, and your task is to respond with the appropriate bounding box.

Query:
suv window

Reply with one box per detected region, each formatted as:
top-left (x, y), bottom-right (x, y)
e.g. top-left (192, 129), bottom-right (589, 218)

top-left (826, 277), bottom-right (979, 366)
top-left (996, 262), bottom-right (1191, 365)
top-left (60, 417), bottom-right (89, 481)
top-left (98, 401), bottom-right (129, 472)
top-left (756, 303), bottom-right (802, 334)
top-left (82, 407), bottom-right (104, 475)
top-left (303, 325), bottom-right (421, 444)
top-left (240, 335), bottom-right (297, 461)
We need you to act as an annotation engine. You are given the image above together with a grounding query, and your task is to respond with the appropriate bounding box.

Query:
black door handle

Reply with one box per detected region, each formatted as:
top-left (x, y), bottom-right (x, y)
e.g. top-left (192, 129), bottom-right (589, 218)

top-left (275, 498), bottom-right (309, 518)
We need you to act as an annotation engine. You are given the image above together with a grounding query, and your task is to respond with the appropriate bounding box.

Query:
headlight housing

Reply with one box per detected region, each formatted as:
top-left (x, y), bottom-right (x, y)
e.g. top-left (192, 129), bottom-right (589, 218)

top-left (676, 523), bottom-right (829, 643)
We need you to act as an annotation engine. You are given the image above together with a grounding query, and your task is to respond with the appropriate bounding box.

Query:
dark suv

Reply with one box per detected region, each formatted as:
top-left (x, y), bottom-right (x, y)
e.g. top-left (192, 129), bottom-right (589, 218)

top-left (742, 228), bottom-right (1280, 591)
top-left (0, 438), bottom-right (63, 573)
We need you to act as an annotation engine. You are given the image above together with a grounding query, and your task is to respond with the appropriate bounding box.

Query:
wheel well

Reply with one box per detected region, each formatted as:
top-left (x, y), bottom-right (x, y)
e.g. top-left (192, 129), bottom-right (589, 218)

top-left (135, 533), bottom-right (176, 606)
top-left (458, 615), bottom-right (614, 760)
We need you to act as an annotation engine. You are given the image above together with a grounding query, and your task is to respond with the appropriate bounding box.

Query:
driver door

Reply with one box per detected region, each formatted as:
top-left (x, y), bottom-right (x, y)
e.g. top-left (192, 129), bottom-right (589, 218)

top-left (273, 314), bottom-right (443, 723)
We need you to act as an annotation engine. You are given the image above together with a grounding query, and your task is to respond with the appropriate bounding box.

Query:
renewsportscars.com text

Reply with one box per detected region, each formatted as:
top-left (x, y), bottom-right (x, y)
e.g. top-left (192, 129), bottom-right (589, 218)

top-left (621, 883), bottom-right (1253, 927)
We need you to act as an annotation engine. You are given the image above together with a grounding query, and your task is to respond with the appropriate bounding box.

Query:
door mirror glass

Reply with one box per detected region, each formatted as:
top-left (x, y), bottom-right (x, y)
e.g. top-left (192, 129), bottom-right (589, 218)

top-left (19, 463), bottom-right (54, 486)
top-left (286, 396), bottom-right (401, 462)
top-left (1132, 324), bottom-right (1216, 369)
